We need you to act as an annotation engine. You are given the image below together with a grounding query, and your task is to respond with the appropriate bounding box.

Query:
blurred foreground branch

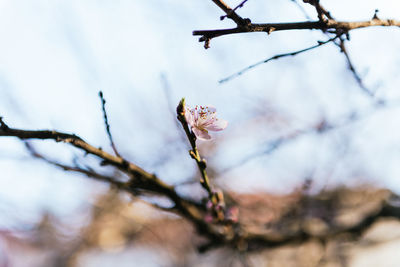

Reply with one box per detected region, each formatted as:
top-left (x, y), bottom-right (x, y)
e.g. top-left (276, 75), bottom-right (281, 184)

top-left (1, 115), bottom-right (400, 254)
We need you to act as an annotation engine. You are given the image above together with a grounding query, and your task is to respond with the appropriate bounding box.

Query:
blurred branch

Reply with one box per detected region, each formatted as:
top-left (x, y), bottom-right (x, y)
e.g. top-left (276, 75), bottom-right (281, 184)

top-left (240, 194), bottom-right (400, 252)
top-left (160, 73), bottom-right (188, 144)
top-left (0, 116), bottom-right (225, 245)
top-left (25, 142), bottom-right (126, 188)
top-left (290, 0), bottom-right (312, 20)
top-left (1, 115), bottom-right (400, 254)
top-left (221, 96), bottom-right (400, 173)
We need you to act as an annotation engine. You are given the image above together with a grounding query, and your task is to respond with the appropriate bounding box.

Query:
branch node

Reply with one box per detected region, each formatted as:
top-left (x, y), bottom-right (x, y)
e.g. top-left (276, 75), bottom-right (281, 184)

top-left (98, 91), bottom-right (121, 157)
top-left (266, 27), bottom-right (276, 35)
top-left (189, 150), bottom-right (197, 159)
top-left (204, 38), bottom-right (211, 49)
top-left (373, 9), bottom-right (380, 20)
top-left (199, 159), bottom-right (207, 169)
top-left (0, 117), bottom-right (9, 131)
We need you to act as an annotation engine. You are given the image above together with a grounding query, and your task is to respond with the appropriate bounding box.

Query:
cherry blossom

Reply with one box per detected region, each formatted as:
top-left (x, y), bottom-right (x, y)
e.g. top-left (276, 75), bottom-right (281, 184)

top-left (184, 104), bottom-right (228, 140)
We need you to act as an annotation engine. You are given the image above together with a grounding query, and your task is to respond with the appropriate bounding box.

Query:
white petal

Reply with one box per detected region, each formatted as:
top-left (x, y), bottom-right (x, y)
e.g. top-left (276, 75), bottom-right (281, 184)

top-left (206, 106), bottom-right (216, 113)
top-left (199, 117), bottom-right (216, 128)
top-left (192, 127), bottom-right (212, 140)
top-left (205, 119), bottom-right (228, 131)
top-left (184, 107), bottom-right (194, 126)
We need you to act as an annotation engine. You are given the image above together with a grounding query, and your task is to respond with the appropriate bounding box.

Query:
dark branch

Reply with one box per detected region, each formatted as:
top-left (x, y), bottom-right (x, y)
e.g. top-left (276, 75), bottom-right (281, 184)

top-left (211, 0), bottom-right (248, 26)
top-left (99, 91), bottom-right (121, 157)
top-left (220, 0), bottom-right (250, 21)
top-left (25, 142), bottom-right (126, 189)
top-left (337, 39), bottom-right (374, 97)
top-left (303, 0), bottom-right (332, 21)
top-left (219, 36), bottom-right (338, 83)
top-left (193, 19), bottom-right (400, 45)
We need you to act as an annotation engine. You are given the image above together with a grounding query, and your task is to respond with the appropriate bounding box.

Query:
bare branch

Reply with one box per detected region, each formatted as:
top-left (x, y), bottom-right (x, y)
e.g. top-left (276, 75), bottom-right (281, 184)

top-left (219, 36), bottom-right (338, 83)
top-left (211, 0), bottom-right (248, 26)
top-left (99, 91), bottom-right (121, 157)
top-left (220, 0), bottom-right (250, 21)
top-left (289, 1), bottom-right (375, 97)
top-left (337, 39), bottom-right (374, 97)
top-left (0, 117), bottom-right (225, 244)
top-left (303, 0), bottom-right (332, 21)
top-left (24, 142), bottom-right (126, 189)
top-left (193, 18), bottom-right (400, 45)
top-left (0, 117), bottom-right (146, 177)
top-left (2, 116), bottom-right (400, 254)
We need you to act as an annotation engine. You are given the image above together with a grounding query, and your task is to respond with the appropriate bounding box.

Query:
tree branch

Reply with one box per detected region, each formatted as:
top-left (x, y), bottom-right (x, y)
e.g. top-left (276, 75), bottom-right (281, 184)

top-left (337, 39), bottom-right (374, 96)
top-left (24, 142), bottom-right (126, 189)
top-left (2, 112), bottom-right (400, 254)
top-left (193, 18), bottom-right (400, 45)
top-left (219, 36), bottom-right (339, 83)
top-left (0, 117), bottom-right (225, 244)
top-left (211, 0), bottom-right (248, 26)
top-left (99, 91), bottom-right (121, 157)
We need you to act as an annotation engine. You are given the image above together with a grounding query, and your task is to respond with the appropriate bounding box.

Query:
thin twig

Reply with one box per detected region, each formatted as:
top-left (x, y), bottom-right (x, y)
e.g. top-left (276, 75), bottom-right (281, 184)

top-left (160, 74), bottom-right (188, 144)
top-left (211, 0), bottom-right (248, 26)
top-left (303, 0), bottom-right (332, 21)
top-left (337, 39), bottom-right (374, 97)
top-left (290, 0), bottom-right (312, 20)
top-left (220, 0), bottom-right (249, 21)
top-left (219, 36), bottom-right (338, 83)
top-left (99, 91), bottom-right (121, 157)
top-left (24, 142), bottom-right (126, 189)
top-left (233, 0), bottom-right (249, 12)
top-left (290, 0), bottom-right (375, 97)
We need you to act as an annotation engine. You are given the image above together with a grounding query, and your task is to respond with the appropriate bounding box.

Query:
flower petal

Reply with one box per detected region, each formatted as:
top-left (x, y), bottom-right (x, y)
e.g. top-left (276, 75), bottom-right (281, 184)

top-left (192, 127), bottom-right (211, 140)
top-left (204, 119), bottom-right (228, 131)
top-left (206, 106), bottom-right (216, 113)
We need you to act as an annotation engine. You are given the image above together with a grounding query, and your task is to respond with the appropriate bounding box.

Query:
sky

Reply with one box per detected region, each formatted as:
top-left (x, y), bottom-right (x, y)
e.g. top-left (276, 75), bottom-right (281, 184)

top-left (0, 0), bottom-right (400, 230)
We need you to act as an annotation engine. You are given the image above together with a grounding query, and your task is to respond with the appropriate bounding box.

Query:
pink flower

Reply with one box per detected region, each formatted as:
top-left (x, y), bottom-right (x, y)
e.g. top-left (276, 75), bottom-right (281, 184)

top-left (184, 105), bottom-right (228, 140)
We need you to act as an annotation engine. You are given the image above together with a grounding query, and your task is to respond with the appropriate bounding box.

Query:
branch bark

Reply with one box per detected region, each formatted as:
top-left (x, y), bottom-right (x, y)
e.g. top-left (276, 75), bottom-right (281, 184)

top-left (194, 19), bottom-right (400, 42)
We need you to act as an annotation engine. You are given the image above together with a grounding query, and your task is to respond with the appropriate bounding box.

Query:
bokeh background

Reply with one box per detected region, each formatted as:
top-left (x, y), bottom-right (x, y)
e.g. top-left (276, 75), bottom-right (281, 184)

top-left (0, 0), bottom-right (400, 266)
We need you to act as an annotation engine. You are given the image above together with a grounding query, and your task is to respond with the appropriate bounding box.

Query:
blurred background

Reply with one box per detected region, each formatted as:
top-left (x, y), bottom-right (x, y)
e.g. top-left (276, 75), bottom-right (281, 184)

top-left (0, 0), bottom-right (400, 266)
